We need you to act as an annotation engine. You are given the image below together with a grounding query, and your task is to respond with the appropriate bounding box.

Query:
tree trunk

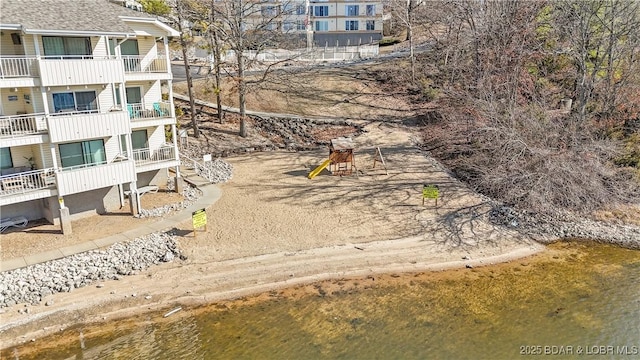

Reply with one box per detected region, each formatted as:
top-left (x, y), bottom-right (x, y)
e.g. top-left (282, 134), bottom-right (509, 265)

top-left (177, 3), bottom-right (199, 138)
top-left (214, 42), bottom-right (223, 123)
top-left (210, 0), bottom-right (224, 123)
top-left (237, 50), bottom-right (247, 137)
top-left (408, 23), bottom-right (415, 82)
top-left (236, 0), bottom-right (248, 138)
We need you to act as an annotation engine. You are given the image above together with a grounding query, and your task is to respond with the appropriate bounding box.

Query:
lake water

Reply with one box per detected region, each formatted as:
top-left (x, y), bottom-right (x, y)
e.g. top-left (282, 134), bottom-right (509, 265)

top-left (6, 241), bottom-right (640, 359)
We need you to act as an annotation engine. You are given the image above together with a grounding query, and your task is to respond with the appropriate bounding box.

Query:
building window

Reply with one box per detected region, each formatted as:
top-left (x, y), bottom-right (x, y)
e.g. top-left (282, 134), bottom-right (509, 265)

top-left (282, 3), bottom-right (294, 14)
top-left (366, 5), bottom-right (375, 16)
top-left (264, 22), bottom-right (278, 31)
top-left (119, 134), bottom-right (128, 155)
top-left (52, 91), bottom-right (97, 113)
top-left (296, 20), bottom-right (306, 30)
top-left (0, 148), bottom-right (13, 169)
top-left (315, 21), bottom-right (329, 31)
top-left (346, 20), bottom-right (359, 31)
top-left (132, 130), bottom-right (148, 150)
top-left (42, 36), bottom-right (92, 58)
top-left (314, 5), bottom-right (329, 17)
top-left (110, 39), bottom-right (138, 57)
top-left (261, 5), bottom-right (278, 17)
top-left (283, 21), bottom-right (295, 31)
top-left (296, 4), bottom-right (306, 15)
top-left (366, 20), bottom-right (375, 31)
top-left (131, 130), bottom-right (149, 161)
top-left (59, 140), bottom-right (105, 168)
top-left (125, 87), bottom-right (142, 105)
top-left (346, 5), bottom-right (359, 16)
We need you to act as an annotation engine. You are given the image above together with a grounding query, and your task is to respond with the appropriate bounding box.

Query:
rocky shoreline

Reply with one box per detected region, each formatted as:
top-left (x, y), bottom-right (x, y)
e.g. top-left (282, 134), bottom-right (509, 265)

top-left (0, 158), bottom-right (234, 310)
top-left (4, 205), bottom-right (635, 313)
top-left (490, 205), bottom-right (640, 250)
top-left (0, 233), bottom-right (183, 309)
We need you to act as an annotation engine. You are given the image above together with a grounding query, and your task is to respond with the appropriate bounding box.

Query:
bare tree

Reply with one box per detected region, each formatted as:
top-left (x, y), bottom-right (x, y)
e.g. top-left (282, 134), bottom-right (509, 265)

top-left (142, 0), bottom-right (201, 137)
top-left (387, 0), bottom-right (424, 82)
top-left (210, 0), bottom-right (305, 137)
top-left (553, 0), bottom-right (640, 122)
top-left (207, 0), bottom-right (225, 123)
top-left (188, 0), bottom-right (227, 123)
top-left (411, 0), bottom-right (640, 215)
top-left (174, 0), bottom-right (201, 137)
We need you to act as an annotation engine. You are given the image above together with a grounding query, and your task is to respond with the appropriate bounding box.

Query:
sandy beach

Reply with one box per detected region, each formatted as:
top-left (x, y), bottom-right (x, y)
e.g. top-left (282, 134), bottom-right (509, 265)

top-left (0, 121), bottom-right (543, 348)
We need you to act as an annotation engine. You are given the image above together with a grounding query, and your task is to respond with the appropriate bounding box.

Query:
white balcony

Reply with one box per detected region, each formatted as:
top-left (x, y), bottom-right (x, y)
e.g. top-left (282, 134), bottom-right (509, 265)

top-left (0, 113), bottom-right (47, 138)
top-left (48, 109), bottom-right (130, 143)
top-left (0, 56), bottom-right (39, 88)
top-left (127, 101), bottom-right (174, 128)
top-left (129, 145), bottom-right (179, 172)
top-left (123, 55), bottom-right (171, 81)
top-left (1, 54), bottom-right (170, 87)
top-left (0, 168), bottom-right (57, 206)
top-left (0, 57), bottom-right (39, 78)
top-left (39, 56), bottom-right (124, 87)
top-left (56, 160), bottom-right (136, 196)
top-left (123, 55), bottom-right (168, 73)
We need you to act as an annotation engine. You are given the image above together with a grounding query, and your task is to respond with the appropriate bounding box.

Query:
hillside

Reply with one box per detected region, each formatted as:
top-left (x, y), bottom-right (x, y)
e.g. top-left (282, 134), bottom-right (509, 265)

top-left (173, 51), bottom-right (640, 230)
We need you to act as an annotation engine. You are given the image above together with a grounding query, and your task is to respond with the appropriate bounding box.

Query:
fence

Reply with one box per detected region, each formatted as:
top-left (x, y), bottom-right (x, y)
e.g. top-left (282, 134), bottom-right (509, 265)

top-left (219, 44), bottom-right (379, 64)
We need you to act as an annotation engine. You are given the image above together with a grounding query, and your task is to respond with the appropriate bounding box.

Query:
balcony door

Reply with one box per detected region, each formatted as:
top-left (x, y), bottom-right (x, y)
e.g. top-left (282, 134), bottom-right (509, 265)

top-left (52, 91), bottom-right (97, 113)
top-left (0, 147), bottom-right (13, 170)
top-left (59, 139), bottom-right (105, 168)
top-left (125, 87), bottom-right (143, 118)
top-left (119, 39), bottom-right (140, 71)
top-left (131, 130), bottom-right (149, 161)
top-left (126, 87), bottom-right (142, 105)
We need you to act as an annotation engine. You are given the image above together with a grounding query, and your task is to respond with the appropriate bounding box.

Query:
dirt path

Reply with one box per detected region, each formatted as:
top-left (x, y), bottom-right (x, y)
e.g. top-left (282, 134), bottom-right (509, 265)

top-left (0, 121), bottom-right (542, 348)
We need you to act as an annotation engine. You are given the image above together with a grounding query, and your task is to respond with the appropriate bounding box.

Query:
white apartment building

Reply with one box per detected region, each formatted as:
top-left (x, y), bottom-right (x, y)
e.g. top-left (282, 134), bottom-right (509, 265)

top-left (307, 0), bottom-right (383, 46)
top-left (247, 0), bottom-right (383, 47)
top-left (0, 0), bottom-right (181, 234)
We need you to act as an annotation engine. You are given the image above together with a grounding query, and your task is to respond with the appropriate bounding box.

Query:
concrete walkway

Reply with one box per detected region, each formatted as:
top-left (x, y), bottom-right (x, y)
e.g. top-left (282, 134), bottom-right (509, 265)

top-left (0, 184), bottom-right (222, 272)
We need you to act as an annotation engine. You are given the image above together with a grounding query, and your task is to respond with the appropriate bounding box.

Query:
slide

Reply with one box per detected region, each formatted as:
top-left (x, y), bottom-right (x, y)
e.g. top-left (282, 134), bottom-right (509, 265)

top-left (308, 159), bottom-right (331, 179)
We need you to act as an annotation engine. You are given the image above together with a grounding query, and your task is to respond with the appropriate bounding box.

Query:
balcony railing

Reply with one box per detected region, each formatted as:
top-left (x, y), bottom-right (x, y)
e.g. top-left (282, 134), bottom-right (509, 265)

top-left (0, 113), bottom-right (47, 137)
top-left (127, 102), bottom-right (172, 120)
top-left (48, 108), bottom-right (130, 143)
top-left (0, 54), bottom-right (168, 80)
top-left (129, 145), bottom-right (176, 166)
top-left (123, 55), bottom-right (168, 73)
top-left (0, 57), bottom-right (39, 78)
top-left (56, 160), bottom-right (136, 196)
top-left (0, 168), bottom-right (56, 196)
top-left (39, 55), bottom-right (124, 86)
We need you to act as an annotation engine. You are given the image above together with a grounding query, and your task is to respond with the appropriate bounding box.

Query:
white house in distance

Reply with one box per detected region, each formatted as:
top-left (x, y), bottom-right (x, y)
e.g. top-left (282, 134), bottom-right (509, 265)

top-left (0, 0), bottom-right (181, 234)
top-left (307, 0), bottom-right (383, 46)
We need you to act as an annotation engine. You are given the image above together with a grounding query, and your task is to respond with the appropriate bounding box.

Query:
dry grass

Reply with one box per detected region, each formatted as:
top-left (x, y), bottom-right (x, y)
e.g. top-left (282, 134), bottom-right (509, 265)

top-left (592, 205), bottom-right (640, 226)
top-left (173, 60), bottom-right (421, 121)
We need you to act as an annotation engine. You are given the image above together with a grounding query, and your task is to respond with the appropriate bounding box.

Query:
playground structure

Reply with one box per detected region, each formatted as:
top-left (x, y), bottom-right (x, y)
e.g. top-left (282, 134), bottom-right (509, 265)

top-left (308, 159), bottom-right (331, 179)
top-left (308, 137), bottom-right (357, 179)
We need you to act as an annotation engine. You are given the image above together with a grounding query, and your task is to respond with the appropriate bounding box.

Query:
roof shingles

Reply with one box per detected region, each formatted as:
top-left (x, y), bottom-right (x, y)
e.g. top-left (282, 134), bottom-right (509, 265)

top-left (0, 0), bottom-right (157, 34)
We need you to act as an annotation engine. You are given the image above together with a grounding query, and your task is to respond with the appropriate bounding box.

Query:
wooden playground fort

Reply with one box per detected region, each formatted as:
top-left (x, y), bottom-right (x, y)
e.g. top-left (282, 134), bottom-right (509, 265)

top-left (328, 137), bottom-right (357, 176)
top-left (308, 137), bottom-right (387, 179)
top-left (308, 137), bottom-right (356, 179)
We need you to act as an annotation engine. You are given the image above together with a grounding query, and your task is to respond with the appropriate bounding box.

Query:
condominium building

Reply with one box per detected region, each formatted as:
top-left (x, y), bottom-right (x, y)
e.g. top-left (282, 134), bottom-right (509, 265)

top-left (0, 0), bottom-right (181, 234)
top-left (307, 0), bottom-right (383, 46)
top-left (247, 0), bottom-right (384, 47)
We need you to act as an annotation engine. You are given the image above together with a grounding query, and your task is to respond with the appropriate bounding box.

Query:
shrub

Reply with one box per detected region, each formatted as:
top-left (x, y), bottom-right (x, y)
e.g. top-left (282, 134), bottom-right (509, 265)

top-left (379, 38), bottom-right (401, 46)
